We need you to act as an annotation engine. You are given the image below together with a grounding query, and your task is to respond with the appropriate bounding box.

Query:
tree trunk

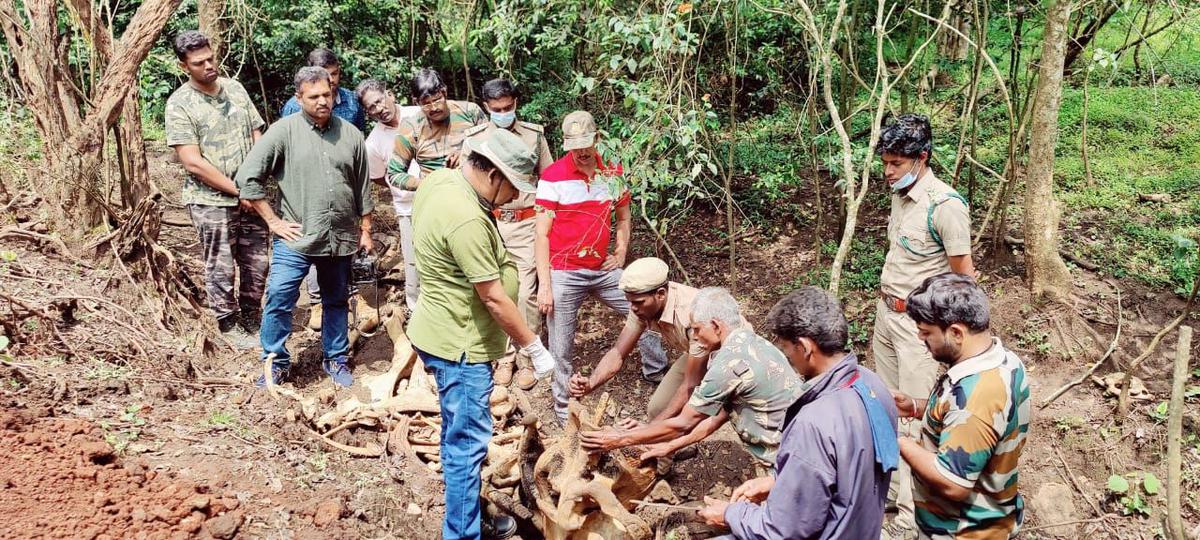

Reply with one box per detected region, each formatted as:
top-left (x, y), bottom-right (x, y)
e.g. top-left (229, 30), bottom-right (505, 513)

top-left (936, 0), bottom-right (971, 61)
top-left (1, 0), bottom-right (181, 239)
top-left (198, 0), bottom-right (227, 65)
top-left (116, 89), bottom-right (155, 208)
top-left (1024, 0), bottom-right (1074, 302)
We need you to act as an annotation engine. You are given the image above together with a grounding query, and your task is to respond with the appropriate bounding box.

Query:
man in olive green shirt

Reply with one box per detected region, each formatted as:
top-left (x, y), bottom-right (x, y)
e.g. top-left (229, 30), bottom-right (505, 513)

top-left (407, 130), bottom-right (555, 540)
top-left (164, 30), bottom-right (266, 349)
top-left (235, 66), bottom-right (373, 388)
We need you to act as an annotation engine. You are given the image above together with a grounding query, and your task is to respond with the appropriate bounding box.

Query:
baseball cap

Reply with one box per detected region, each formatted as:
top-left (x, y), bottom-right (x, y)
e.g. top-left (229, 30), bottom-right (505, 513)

top-left (561, 110), bottom-right (598, 151)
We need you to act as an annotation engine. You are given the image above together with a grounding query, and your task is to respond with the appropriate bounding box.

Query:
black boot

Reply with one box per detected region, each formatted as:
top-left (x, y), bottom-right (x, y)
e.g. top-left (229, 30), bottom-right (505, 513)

top-left (481, 515), bottom-right (517, 540)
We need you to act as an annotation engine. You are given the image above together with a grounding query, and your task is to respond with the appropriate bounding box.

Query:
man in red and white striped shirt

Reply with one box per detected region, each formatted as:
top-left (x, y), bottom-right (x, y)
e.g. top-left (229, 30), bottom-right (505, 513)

top-left (535, 110), bottom-right (665, 421)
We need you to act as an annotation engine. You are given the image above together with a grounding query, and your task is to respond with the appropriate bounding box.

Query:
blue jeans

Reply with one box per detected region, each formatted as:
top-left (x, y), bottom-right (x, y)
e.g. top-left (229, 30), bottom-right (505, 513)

top-left (260, 239), bottom-right (351, 367)
top-left (420, 349), bottom-right (493, 540)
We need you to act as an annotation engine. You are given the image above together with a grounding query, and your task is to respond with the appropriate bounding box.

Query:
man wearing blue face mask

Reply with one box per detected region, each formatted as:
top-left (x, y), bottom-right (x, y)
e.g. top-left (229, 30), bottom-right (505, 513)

top-left (873, 114), bottom-right (976, 540)
top-left (461, 78), bottom-right (554, 388)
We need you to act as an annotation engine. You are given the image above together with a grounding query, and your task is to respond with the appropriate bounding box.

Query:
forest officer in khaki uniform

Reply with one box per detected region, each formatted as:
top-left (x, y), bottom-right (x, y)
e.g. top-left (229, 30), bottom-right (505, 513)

top-left (462, 78), bottom-right (554, 389)
top-left (873, 114), bottom-right (976, 540)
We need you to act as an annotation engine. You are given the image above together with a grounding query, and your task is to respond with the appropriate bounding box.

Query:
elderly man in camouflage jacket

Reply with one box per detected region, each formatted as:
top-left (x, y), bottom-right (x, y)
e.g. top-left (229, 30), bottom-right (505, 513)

top-left (580, 287), bottom-right (802, 469)
top-left (164, 30), bottom-right (267, 348)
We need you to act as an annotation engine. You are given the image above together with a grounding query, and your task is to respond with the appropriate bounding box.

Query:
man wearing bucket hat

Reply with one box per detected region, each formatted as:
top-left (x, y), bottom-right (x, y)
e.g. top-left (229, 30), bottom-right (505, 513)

top-left (534, 111), bottom-right (666, 422)
top-left (460, 78), bottom-right (555, 390)
top-left (407, 129), bottom-right (556, 540)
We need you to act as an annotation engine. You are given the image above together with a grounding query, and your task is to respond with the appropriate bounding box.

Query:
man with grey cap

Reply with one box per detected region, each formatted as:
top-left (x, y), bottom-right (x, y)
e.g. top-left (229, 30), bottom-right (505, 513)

top-left (534, 110), bottom-right (666, 422)
top-left (569, 257), bottom-right (747, 421)
top-left (407, 129), bottom-right (556, 540)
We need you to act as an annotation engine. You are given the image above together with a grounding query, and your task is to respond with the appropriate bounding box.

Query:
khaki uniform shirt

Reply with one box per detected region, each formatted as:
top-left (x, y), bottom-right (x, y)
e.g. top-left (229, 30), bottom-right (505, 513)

top-left (687, 328), bottom-right (804, 464)
top-left (879, 173), bottom-right (972, 299)
top-left (386, 100), bottom-right (486, 190)
top-left (164, 78), bottom-right (265, 206)
top-left (622, 282), bottom-right (709, 360)
top-left (461, 120), bottom-right (555, 210)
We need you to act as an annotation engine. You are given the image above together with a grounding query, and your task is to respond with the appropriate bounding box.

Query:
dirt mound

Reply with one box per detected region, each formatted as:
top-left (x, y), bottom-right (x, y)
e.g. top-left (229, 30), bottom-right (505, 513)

top-left (0, 407), bottom-right (244, 540)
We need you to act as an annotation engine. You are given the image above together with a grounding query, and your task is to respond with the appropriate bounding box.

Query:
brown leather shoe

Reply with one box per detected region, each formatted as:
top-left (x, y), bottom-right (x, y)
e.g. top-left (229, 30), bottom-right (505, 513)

top-left (494, 361), bottom-right (514, 386)
top-left (307, 304), bottom-right (322, 331)
top-left (515, 367), bottom-right (537, 390)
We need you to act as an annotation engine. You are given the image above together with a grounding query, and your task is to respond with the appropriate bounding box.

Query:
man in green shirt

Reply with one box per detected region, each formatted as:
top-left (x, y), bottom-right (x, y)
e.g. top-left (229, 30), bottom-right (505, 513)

top-left (407, 130), bottom-right (555, 540)
top-left (164, 30), bottom-right (266, 349)
top-left (234, 66), bottom-right (373, 388)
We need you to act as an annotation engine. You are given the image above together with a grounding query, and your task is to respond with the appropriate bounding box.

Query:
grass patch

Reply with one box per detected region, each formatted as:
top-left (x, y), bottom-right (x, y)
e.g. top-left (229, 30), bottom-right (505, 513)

top-left (1055, 86), bottom-right (1200, 292)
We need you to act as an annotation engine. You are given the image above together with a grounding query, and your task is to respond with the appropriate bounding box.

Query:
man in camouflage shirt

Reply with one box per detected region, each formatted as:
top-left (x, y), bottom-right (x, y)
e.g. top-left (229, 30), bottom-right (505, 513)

top-left (385, 68), bottom-right (486, 313)
top-left (164, 30), bottom-right (267, 348)
top-left (891, 274), bottom-right (1030, 540)
top-left (581, 287), bottom-right (802, 468)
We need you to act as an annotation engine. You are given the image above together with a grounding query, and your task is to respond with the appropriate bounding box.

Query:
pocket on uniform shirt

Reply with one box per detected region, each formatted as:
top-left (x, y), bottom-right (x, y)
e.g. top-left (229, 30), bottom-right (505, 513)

top-left (898, 225), bottom-right (937, 258)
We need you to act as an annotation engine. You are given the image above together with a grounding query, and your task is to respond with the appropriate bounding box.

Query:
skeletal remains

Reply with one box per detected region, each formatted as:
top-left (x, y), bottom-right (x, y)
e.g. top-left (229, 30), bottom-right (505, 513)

top-left (262, 303), bottom-right (662, 538)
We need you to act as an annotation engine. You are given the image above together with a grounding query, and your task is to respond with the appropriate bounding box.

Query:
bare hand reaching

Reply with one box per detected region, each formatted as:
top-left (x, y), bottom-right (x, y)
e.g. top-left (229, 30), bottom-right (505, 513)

top-left (730, 476), bottom-right (775, 503)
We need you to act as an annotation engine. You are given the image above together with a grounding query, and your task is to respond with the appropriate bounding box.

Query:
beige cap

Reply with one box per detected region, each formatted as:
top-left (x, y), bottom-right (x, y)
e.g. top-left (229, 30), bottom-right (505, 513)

top-left (619, 257), bottom-right (670, 294)
top-left (561, 110), bottom-right (597, 151)
top-left (463, 130), bottom-right (537, 193)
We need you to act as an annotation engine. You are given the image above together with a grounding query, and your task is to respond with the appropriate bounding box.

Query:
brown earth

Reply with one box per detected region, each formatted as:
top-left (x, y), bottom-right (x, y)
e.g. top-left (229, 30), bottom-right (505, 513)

top-left (0, 406), bottom-right (245, 540)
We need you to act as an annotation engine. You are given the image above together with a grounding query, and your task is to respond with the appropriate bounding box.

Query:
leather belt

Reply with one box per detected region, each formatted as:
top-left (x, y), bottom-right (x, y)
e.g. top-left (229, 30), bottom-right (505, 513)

top-left (881, 292), bottom-right (906, 313)
top-left (492, 207), bottom-right (537, 222)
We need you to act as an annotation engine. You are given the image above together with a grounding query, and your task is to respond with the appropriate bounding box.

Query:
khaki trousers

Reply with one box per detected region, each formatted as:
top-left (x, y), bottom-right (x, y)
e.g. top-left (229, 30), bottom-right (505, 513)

top-left (645, 353), bottom-right (688, 420)
top-left (872, 298), bottom-right (939, 531)
top-left (497, 217), bottom-right (540, 367)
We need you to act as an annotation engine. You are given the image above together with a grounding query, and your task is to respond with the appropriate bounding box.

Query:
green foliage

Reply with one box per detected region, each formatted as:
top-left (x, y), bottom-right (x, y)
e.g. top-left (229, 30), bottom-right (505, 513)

top-left (1148, 401), bottom-right (1170, 423)
top-left (1107, 471), bottom-right (1161, 516)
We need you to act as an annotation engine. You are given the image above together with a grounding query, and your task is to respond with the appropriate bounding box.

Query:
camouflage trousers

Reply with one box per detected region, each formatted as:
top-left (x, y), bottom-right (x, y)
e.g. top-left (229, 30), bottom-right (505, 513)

top-left (189, 204), bottom-right (270, 320)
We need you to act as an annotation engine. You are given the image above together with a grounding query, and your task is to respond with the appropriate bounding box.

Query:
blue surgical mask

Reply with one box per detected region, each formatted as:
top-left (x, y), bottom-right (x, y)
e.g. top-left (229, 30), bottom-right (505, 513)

top-left (490, 110), bottom-right (516, 129)
top-left (891, 163), bottom-right (921, 192)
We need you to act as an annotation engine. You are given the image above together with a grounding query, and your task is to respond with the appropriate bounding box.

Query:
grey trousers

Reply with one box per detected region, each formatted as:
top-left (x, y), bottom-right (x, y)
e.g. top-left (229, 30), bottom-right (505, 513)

top-left (548, 268), bottom-right (667, 419)
top-left (397, 215), bottom-right (420, 311)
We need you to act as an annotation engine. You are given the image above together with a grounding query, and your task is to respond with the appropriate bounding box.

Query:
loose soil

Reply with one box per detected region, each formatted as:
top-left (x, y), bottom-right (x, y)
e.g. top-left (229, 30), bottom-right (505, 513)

top-left (1, 145), bottom-right (1198, 539)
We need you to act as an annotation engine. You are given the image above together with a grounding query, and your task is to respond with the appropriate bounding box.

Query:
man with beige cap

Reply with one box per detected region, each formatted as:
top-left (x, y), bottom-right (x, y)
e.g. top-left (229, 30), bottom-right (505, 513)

top-left (534, 110), bottom-right (665, 422)
top-left (568, 257), bottom-right (740, 421)
top-left (408, 129), bottom-right (555, 540)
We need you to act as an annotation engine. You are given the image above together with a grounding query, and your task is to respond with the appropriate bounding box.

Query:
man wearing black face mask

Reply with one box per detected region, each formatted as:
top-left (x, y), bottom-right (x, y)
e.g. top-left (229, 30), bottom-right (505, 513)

top-left (873, 114), bottom-right (977, 539)
top-left (461, 78), bottom-right (554, 389)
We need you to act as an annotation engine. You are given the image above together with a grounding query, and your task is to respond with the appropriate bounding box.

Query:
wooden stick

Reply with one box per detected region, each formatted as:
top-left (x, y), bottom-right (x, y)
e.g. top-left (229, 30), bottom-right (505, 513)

top-left (1165, 325), bottom-right (1191, 540)
top-left (1023, 515), bottom-right (1116, 533)
top-left (1117, 265), bottom-right (1199, 420)
top-left (629, 500), bottom-right (698, 511)
top-left (1041, 289), bottom-right (1122, 408)
top-left (1053, 446), bottom-right (1104, 517)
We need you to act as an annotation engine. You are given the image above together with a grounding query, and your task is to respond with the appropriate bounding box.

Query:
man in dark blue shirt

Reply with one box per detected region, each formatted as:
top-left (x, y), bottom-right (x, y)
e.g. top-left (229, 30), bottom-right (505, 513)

top-left (699, 287), bottom-right (899, 540)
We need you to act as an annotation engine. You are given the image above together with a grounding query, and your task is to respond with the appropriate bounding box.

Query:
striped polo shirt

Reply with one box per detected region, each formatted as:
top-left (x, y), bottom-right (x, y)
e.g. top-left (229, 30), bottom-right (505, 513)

top-left (534, 154), bottom-right (630, 271)
top-left (914, 337), bottom-right (1031, 539)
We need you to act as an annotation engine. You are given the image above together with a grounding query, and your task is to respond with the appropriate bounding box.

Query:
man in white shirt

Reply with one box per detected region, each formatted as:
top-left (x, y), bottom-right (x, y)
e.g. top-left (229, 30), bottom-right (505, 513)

top-left (356, 79), bottom-right (423, 310)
